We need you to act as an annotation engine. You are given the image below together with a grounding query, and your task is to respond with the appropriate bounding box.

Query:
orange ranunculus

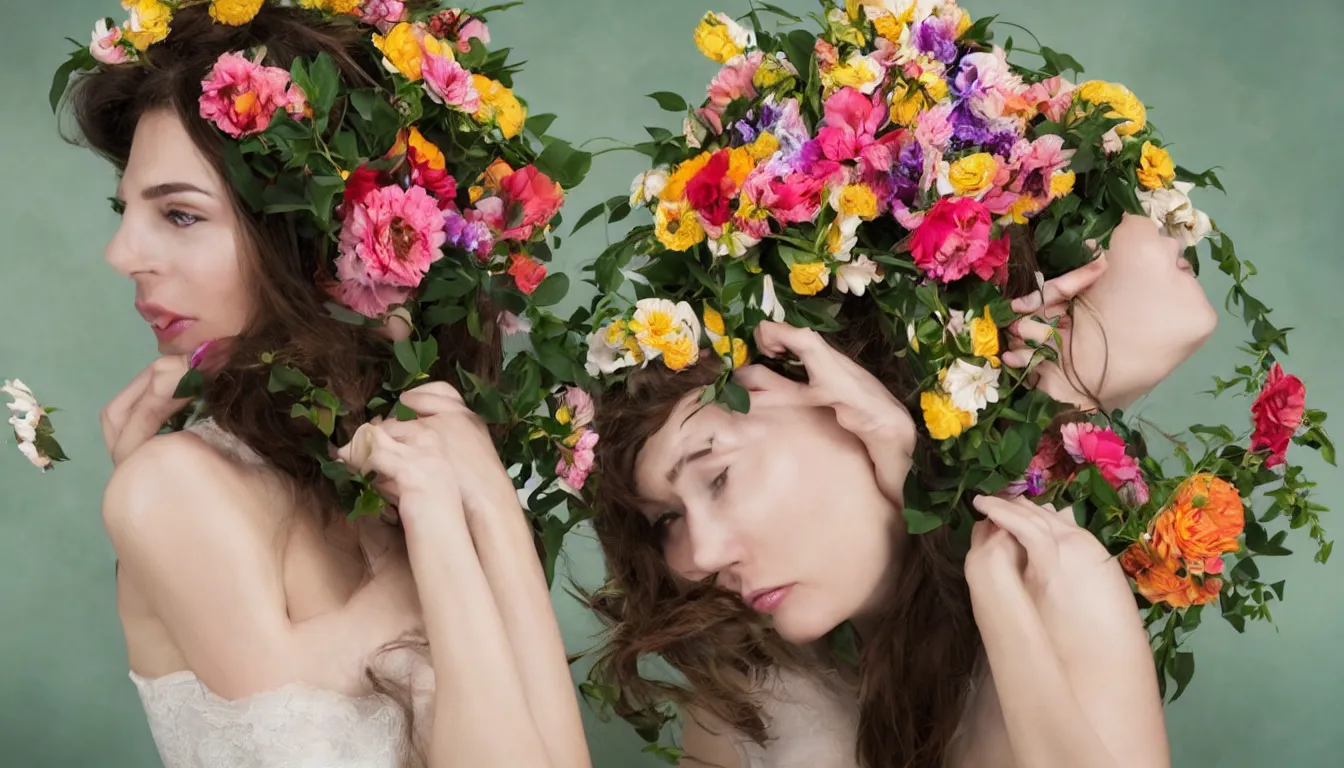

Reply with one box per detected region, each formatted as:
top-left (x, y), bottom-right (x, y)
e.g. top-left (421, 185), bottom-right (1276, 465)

top-left (1150, 473), bottom-right (1245, 575)
top-left (1119, 542), bottom-right (1222, 608)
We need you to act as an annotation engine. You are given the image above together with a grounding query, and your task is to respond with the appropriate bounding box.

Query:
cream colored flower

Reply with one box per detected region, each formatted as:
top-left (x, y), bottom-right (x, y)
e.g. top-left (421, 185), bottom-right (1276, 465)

top-left (1138, 181), bottom-right (1212, 247)
top-left (4, 379), bottom-right (52, 470)
top-left (941, 359), bottom-right (1001, 414)
top-left (630, 167), bottom-right (670, 207)
top-left (707, 228), bottom-right (760, 258)
top-left (585, 320), bottom-right (642, 376)
top-left (629, 299), bottom-right (702, 367)
top-left (756, 275), bottom-right (787, 322)
top-left (836, 254), bottom-right (883, 296)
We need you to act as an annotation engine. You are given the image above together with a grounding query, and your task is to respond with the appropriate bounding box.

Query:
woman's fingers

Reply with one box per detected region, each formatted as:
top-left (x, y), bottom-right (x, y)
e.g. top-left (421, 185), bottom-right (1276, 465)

top-left (1010, 255), bottom-right (1108, 313)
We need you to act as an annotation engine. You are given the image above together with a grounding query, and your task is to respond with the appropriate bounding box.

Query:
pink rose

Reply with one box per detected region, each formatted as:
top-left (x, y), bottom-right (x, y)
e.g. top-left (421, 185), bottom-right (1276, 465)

top-left (1250, 363), bottom-right (1307, 468)
top-left (561, 386), bottom-right (595, 430)
top-left (909, 197), bottom-right (1010, 284)
top-left (358, 0), bottom-right (407, 31)
top-left (816, 87), bottom-right (901, 171)
top-left (1023, 76), bottom-right (1076, 123)
top-left (334, 184), bottom-right (446, 317)
top-left (90, 19), bottom-right (131, 65)
top-left (199, 52), bottom-right (307, 138)
top-left (697, 51), bottom-right (762, 134)
top-left (1059, 422), bottom-right (1143, 489)
top-left (423, 48), bottom-right (480, 111)
top-left (456, 18), bottom-right (490, 54)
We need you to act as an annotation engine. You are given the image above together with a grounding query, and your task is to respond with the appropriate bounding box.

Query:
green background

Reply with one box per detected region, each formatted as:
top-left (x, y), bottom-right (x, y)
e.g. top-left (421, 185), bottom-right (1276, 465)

top-left (2, 1), bottom-right (1340, 765)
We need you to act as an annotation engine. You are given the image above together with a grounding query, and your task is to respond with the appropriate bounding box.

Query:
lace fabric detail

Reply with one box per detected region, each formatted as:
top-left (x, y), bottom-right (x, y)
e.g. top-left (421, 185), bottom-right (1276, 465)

top-left (732, 667), bottom-right (863, 768)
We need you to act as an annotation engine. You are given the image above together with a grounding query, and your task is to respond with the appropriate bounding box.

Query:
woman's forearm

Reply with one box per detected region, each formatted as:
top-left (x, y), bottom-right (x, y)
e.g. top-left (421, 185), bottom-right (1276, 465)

top-left (403, 502), bottom-right (556, 768)
top-left (466, 491), bottom-right (591, 768)
top-left (969, 570), bottom-right (1119, 768)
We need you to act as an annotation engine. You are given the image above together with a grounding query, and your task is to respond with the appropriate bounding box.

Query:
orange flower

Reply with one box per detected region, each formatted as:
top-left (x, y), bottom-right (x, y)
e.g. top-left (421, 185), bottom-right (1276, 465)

top-left (1119, 543), bottom-right (1222, 608)
top-left (1150, 473), bottom-right (1244, 575)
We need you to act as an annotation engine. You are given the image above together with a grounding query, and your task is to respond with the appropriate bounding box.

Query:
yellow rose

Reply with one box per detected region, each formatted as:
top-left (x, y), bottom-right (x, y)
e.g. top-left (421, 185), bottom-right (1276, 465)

top-left (693, 13), bottom-right (743, 64)
top-left (727, 147), bottom-right (756, 188)
top-left (969, 310), bottom-right (1000, 359)
top-left (702, 305), bottom-right (726, 337)
top-left (209, 0), bottom-right (263, 25)
top-left (406, 127), bottom-right (447, 171)
top-left (1137, 141), bottom-right (1176, 190)
top-left (300, 0), bottom-right (361, 14)
top-left (949, 153), bottom-right (999, 197)
top-left (921, 390), bottom-right (975, 440)
top-left (660, 152), bottom-right (714, 203)
top-left (827, 58), bottom-right (879, 92)
top-left (837, 183), bottom-right (879, 220)
top-left (374, 22), bottom-right (424, 81)
top-left (1077, 80), bottom-right (1147, 136)
top-left (753, 56), bottom-right (793, 90)
top-left (872, 13), bottom-right (905, 42)
top-left (659, 334), bottom-right (700, 371)
top-left (1049, 170), bottom-right (1076, 198)
top-left (655, 203), bottom-right (706, 252)
top-left (712, 337), bottom-right (749, 369)
top-left (789, 262), bottom-right (830, 296)
top-left (472, 75), bottom-right (525, 139)
top-left (889, 80), bottom-right (928, 126)
top-left (123, 0), bottom-right (172, 50)
top-left (922, 71), bottom-right (949, 102)
top-left (1008, 195), bottom-right (1042, 225)
top-left (747, 131), bottom-right (780, 162)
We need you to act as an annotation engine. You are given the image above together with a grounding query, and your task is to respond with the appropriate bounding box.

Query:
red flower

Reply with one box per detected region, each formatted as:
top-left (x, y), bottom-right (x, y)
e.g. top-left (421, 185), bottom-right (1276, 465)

top-left (507, 252), bottom-right (547, 295)
top-left (342, 166), bottom-right (381, 212)
top-left (910, 196), bottom-right (1011, 284)
top-left (497, 165), bottom-right (564, 241)
top-left (1250, 363), bottom-right (1306, 468)
top-left (684, 150), bottom-right (735, 227)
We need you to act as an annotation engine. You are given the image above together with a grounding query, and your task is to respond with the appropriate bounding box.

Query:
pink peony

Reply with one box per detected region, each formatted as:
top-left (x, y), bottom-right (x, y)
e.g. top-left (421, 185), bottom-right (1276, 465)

top-left (915, 103), bottom-right (955, 154)
top-left (358, 0), bottom-right (407, 31)
top-left (199, 52), bottom-right (307, 138)
top-left (423, 48), bottom-right (480, 111)
top-left (90, 19), bottom-right (131, 65)
top-left (741, 169), bottom-right (823, 231)
top-left (909, 197), bottom-right (1010, 283)
top-left (336, 183), bottom-right (447, 296)
top-left (327, 274), bottom-right (412, 318)
top-left (816, 87), bottom-right (903, 171)
top-left (697, 51), bottom-right (762, 135)
top-left (557, 428), bottom-right (599, 491)
top-left (494, 165), bottom-right (564, 242)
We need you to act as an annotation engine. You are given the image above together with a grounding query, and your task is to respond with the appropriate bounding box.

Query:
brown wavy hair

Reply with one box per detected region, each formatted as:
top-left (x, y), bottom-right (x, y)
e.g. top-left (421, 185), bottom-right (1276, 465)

top-left (585, 235), bottom-right (1049, 768)
top-left (62, 5), bottom-right (498, 763)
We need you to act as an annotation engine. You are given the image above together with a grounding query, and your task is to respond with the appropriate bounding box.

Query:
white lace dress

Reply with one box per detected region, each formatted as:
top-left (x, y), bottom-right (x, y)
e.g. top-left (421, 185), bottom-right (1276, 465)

top-left (128, 420), bottom-right (435, 768)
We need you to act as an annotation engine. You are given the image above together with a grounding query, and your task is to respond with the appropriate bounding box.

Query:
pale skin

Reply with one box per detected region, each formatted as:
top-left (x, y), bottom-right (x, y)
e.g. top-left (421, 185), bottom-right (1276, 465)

top-left (100, 109), bottom-right (589, 767)
top-left (651, 214), bottom-right (1216, 768)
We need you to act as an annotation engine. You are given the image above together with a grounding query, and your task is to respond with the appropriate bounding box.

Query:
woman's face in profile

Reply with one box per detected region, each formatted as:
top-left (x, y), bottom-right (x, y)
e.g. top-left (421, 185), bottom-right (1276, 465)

top-left (1050, 213), bottom-right (1219, 409)
top-left (632, 391), bottom-right (903, 645)
top-left (105, 109), bottom-right (252, 355)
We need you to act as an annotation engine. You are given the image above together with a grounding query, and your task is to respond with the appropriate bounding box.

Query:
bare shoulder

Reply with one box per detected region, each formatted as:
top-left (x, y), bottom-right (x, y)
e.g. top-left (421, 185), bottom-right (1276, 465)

top-left (679, 707), bottom-right (745, 768)
top-left (102, 431), bottom-right (276, 554)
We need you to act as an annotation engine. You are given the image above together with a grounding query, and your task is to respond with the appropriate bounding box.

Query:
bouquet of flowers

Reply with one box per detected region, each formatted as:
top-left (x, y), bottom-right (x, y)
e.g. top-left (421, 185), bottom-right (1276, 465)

top-left (571, 0), bottom-right (1333, 734)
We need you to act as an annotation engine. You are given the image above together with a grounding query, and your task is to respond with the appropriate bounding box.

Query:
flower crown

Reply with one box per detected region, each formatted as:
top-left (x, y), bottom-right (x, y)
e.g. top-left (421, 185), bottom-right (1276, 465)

top-left (52, 0), bottom-right (597, 582)
top-left (570, 0), bottom-right (1334, 735)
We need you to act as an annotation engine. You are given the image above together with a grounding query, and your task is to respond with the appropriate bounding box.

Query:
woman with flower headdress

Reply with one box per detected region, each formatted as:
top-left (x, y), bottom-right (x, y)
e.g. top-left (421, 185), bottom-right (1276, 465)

top-left (570, 3), bottom-right (1332, 768)
top-left (53, 2), bottom-right (595, 766)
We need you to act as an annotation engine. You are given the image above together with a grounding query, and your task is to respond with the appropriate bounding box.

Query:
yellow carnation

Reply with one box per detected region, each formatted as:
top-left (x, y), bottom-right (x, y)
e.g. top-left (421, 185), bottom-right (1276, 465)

top-left (923, 71), bottom-right (949, 102)
top-left (659, 335), bottom-right (700, 371)
top-left (789, 262), bottom-right (830, 296)
top-left (661, 152), bottom-right (714, 203)
top-left (123, 0), bottom-right (172, 50)
top-left (921, 390), bottom-right (975, 440)
top-left (837, 183), bottom-right (879, 220)
top-left (1008, 195), bottom-right (1042, 225)
top-left (827, 57), bottom-right (879, 92)
top-left (747, 132), bottom-right (780, 162)
top-left (702, 305), bottom-right (726, 337)
top-left (872, 14), bottom-right (905, 42)
top-left (1137, 141), bottom-right (1176, 190)
top-left (209, 0), bottom-right (263, 25)
top-left (1077, 80), bottom-right (1147, 136)
top-left (693, 13), bottom-right (744, 64)
top-left (1050, 170), bottom-right (1076, 198)
top-left (712, 337), bottom-right (749, 369)
top-left (373, 22), bottom-right (424, 81)
top-left (655, 203), bottom-right (706, 252)
top-left (300, 0), bottom-right (361, 14)
top-left (472, 75), bottom-right (525, 139)
top-left (949, 153), bottom-right (999, 197)
top-left (727, 147), bottom-right (756, 188)
top-left (889, 80), bottom-right (928, 126)
top-left (969, 310), bottom-right (1000, 360)
top-left (753, 56), bottom-right (793, 90)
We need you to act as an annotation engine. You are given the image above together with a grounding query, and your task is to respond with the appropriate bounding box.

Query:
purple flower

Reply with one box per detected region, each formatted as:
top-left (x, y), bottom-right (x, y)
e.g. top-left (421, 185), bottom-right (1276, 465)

top-left (914, 18), bottom-right (959, 64)
top-left (1026, 468), bottom-right (1047, 497)
top-left (734, 120), bottom-right (759, 144)
top-left (444, 209), bottom-right (494, 259)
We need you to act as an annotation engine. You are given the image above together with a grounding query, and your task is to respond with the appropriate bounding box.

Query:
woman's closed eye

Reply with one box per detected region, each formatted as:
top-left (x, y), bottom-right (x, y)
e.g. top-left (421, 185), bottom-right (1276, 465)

top-left (709, 467), bottom-right (729, 498)
top-left (652, 510), bottom-right (683, 543)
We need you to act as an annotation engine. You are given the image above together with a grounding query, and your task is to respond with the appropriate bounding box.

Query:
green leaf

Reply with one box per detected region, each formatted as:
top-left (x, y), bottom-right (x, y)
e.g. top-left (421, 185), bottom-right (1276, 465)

top-left (49, 48), bottom-right (95, 113)
top-left (268, 364), bottom-right (312, 393)
top-left (526, 112), bottom-right (558, 137)
top-left (753, 2), bottom-right (803, 22)
top-left (307, 52), bottom-right (341, 126)
top-left (533, 139), bottom-right (593, 189)
top-left (647, 91), bottom-right (688, 112)
top-left (533, 341), bottom-right (578, 382)
top-left (571, 201), bottom-right (608, 235)
top-left (314, 406), bottom-right (336, 436)
top-left (903, 507), bottom-right (945, 534)
top-left (394, 401), bottom-right (418, 421)
top-left (172, 368), bottom-right (204, 400)
top-left (221, 140), bottom-right (264, 211)
top-left (417, 337), bottom-right (439, 374)
top-left (1169, 651), bottom-right (1196, 702)
top-left (423, 304), bottom-right (469, 329)
top-left (351, 488), bottom-right (387, 520)
top-left (722, 379), bottom-right (751, 413)
top-left (308, 175), bottom-right (345, 228)
top-left (530, 273), bottom-right (570, 307)
top-left (1038, 46), bottom-right (1085, 76)
top-left (324, 302), bottom-right (376, 327)
top-left (393, 338), bottom-right (422, 377)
